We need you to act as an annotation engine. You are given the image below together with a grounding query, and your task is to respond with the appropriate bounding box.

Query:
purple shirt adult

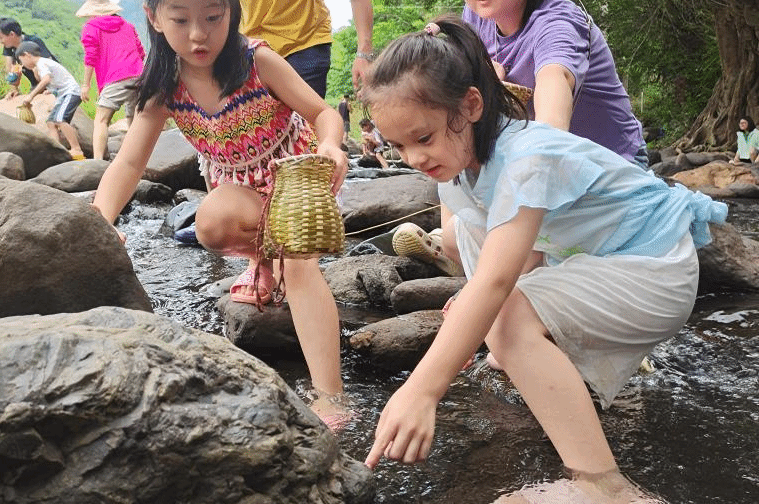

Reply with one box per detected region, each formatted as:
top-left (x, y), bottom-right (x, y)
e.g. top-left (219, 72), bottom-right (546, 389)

top-left (463, 0), bottom-right (645, 163)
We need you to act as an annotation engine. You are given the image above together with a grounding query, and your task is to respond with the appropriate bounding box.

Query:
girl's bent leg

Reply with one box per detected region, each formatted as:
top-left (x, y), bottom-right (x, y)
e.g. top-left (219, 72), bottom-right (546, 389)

top-left (195, 184), bottom-right (264, 256)
top-left (486, 288), bottom-right (617, 475)
top-left (196, 184), bottom-right (269, 300)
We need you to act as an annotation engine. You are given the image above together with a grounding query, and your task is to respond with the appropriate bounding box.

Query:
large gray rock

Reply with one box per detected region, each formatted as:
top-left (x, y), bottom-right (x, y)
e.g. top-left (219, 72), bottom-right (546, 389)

top-left (30, 159), bottom-right (110, 192)
top-left (349, 310), bottom-right (442, 372)
top-left (0, 115), bottom-right (71, 178)
top-left (0, 179), bottom-right (152, 317)
top-left (340, 173), bottom-right (440, 236)
top-left (143, 128), bottom-right (205, 191)
top-left (0, 307), bottom-right (374, 504)
top-left (323, 254), bottom-right (440, 307)
top-left (698, 223), bottom-right (759, 292)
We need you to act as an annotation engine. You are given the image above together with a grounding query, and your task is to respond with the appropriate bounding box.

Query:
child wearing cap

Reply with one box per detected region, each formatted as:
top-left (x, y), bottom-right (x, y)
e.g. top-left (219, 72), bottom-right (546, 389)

top-left (16, 40), bottom-right (85, 160)
top-left (1, 17), bottom-right (59, 99)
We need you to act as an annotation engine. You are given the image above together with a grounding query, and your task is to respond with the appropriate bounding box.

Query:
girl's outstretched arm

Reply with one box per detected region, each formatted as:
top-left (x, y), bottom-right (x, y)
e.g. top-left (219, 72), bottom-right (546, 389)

top-left (92, 100), bottom-right (170, 226)
top-left (255, 45), bottom-right (348, 193)
top-left (365, 206), bottom-right (546, 469)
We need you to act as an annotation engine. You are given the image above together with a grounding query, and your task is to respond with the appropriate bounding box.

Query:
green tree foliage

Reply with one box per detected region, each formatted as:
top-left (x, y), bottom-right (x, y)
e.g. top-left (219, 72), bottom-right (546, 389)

top-left (581, 0), bottom-right (721, 143)
top-left (1, 0), bottom-right (84, 76)
top-left (326, 0), bottom-right (464, 101)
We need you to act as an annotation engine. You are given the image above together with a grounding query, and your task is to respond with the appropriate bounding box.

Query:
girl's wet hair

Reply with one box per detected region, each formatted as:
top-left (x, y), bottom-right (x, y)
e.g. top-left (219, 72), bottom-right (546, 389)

top-left (363, 15), bottom-right (526, 166)
top-left (135, 0), bottom-right (251, 111)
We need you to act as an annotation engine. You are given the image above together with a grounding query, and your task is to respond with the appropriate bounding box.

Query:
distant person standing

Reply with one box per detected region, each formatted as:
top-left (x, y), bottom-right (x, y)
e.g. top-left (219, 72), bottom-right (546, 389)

top-left (338, 93), bottom-right (351, 143)
top-left (77, 0), bottom-right (145, 160)
top-left (729, 116), bottom-right (759, 165)
top-left (0, 18), bottom-right (58, 99)
top-left (239, 0), bottom-right (374, 97)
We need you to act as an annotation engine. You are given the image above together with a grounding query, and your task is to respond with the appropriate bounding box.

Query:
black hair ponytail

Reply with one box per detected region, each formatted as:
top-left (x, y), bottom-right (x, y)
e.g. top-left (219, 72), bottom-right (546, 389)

top-left (365, 15), bottom-right (526, 166)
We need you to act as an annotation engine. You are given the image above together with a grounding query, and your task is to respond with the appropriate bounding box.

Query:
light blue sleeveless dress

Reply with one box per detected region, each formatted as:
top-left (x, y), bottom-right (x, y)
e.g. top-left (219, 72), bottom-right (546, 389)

top-left (440, 120), bottom-right (727, 408)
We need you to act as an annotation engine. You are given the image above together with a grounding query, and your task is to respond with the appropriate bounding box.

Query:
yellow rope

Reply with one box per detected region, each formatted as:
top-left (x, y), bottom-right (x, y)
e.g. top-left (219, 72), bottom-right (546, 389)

top-left (344, 204), bottom-right (441, 236)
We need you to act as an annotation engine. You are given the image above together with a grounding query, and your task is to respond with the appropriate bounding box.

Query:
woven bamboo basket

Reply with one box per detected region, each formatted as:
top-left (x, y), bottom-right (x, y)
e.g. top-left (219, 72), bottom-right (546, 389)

top-left (16, 103), bottom-right (36, 124)
top-left (263, 154), bottom-right (345, 258)
top-left (503, 81), bottom-right (533, 105)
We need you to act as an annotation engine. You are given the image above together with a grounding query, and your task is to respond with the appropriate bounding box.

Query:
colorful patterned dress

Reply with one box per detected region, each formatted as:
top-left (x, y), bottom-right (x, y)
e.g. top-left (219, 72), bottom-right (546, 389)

top-left (168, 40), bottom-right (318, 193)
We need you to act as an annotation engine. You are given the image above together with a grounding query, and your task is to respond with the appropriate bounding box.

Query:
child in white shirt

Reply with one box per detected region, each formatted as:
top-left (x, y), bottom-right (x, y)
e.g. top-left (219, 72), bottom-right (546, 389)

top-left (16, 40), bottom-right (85, 160)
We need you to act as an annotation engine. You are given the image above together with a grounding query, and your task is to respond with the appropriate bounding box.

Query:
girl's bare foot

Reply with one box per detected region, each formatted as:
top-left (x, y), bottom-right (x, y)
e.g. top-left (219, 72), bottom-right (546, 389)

top-left (306, 390), bottom-right (355, 433)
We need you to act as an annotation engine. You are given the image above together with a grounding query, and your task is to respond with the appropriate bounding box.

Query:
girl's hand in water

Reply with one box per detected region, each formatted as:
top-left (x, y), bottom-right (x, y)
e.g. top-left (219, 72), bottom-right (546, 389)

top-left (317, 142), bottom-right (349, 195)
top-left (365, 382), bottom-right (438, 469)
top-left (90, 203), bottom-right (126, 244)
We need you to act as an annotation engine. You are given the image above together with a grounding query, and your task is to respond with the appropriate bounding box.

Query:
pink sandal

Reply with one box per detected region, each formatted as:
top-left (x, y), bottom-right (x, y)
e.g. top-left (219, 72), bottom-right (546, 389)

top-left (230, 266), bottom-right (275, 306)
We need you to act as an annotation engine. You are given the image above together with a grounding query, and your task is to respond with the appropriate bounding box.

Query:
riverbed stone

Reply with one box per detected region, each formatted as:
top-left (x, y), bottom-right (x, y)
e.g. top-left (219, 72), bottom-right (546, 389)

top-left (0, 152), bottom-right (24, 180)
top-left (390, 277), bottom-right (467, 314)
top-left (671, 161), bottom-right (758, 194)
top-left (0, 307), bottom-right (375, 504)
top-left (323, 254), bottom-right (441, 307)
top-left (218, 294), bottom-right (301, 355)
top-left (0, 179), bottom-right (152, 317)
top-left (349, 310), bottom-right (442, 372)
top-left (143, 128), bottom-right (205, 192)
top-left (0, 113), bottom-right (71, 178)
top-left (698, 223), bottom-right (759, 292)
top-left (340, 173), bottom-right (440, 236)
top-left (30, 159), bottom-right (110, 192)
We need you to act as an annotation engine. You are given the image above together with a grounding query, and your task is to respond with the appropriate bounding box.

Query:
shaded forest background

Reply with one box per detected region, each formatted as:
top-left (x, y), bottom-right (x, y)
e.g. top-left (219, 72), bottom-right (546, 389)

top-left (0, 0), bottom-right (754, 151)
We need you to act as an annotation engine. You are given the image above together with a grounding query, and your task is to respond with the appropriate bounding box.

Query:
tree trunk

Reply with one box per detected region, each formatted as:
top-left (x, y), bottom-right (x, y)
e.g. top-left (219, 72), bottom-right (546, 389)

top-left (675, 1), bottom-right (759, 152)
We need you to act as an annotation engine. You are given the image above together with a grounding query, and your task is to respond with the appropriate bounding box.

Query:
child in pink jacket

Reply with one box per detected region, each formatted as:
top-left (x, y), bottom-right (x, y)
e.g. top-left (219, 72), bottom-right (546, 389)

top-left (76, 0), bottom-right (145, 160)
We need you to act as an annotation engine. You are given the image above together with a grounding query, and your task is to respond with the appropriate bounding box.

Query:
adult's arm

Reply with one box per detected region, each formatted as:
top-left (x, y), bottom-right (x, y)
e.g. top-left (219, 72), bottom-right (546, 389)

top-left (81, 65), bottom-right (95, 102)
top-left (351, 0), bottom-right (374, 90)
top-left (533, 63), bottom-right (575, 130)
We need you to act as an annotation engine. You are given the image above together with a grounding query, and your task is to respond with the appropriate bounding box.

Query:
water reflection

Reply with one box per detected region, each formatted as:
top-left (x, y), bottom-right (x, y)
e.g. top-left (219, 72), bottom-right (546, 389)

top-left (119, 199), bottom-right (759, 504)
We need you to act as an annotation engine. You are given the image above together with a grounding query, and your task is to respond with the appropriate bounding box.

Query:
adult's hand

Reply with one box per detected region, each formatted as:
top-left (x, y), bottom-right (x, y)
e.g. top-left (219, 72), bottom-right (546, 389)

top-left (352, 57), bottom-right (371, 93)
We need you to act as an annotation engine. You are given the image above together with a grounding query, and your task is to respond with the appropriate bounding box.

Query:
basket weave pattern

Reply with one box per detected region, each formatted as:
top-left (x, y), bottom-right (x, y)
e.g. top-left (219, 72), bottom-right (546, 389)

top-left (263, 154), bottom-right (345, 258)
top-left (16, 103), bottom-right (36, 124)
top-left (503, 81), bottom-right (533, 105)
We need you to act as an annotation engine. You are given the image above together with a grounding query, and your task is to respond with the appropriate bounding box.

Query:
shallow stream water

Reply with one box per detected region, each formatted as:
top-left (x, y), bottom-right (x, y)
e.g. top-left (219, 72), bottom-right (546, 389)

top-left (118, 194), bottom-right (759, 504)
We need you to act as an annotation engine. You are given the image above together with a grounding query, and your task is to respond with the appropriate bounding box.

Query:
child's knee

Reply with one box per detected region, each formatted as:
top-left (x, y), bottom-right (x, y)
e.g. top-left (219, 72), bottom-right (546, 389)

top-left (494, 290), bottom-right (548, 352)
top-left (195, 198), bottom-right (233, 248)
top-left (282, 257), bottom-right (322, 284)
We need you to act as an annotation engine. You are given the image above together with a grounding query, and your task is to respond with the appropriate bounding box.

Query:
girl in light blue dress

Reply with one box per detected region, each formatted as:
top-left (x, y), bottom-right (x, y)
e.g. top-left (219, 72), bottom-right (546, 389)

top-left (361, 16), bottom-right (727, 503)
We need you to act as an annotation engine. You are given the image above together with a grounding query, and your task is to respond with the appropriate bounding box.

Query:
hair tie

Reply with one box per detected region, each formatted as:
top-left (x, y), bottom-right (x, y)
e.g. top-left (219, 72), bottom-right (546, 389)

top-left (424, 22), bottom-right (441, 36)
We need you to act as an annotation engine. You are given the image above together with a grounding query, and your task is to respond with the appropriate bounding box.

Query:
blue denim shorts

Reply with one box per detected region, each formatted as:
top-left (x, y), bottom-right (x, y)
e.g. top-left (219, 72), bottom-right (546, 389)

top-left (285, 43), bottom-right (331, 98)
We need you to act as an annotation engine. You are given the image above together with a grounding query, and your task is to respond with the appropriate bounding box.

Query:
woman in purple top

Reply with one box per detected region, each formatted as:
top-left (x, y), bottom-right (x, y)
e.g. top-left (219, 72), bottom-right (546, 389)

top-left (77, 0), bottom-right (145, 160)
top-left (462, 0), bottom-right (647, 167)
